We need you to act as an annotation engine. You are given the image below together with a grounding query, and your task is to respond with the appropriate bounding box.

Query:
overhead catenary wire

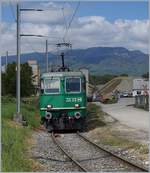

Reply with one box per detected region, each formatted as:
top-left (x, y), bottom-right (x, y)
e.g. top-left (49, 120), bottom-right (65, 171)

top-left (63, 1), bottom-right (80, 42)
top-left (8, 2), bottom-right (74, 71)
top-left (61, 3), bottom-right (68, 41)
top-left (8, 2), bottom-right (59, 59)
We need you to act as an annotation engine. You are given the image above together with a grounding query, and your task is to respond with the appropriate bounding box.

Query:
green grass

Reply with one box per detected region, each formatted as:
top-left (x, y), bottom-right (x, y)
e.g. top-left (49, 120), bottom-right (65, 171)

top-left (2, 97), bottom-right (40, 128)
top-left (86, 103), bottom-right (106, 130)
top-left (2, 96), bottom-right (40, 172)
top-left (92, 127), bottom-right (149, 157)
top-left (103, 97), bottom-right (118, 104)
top-left (2, 121), bottom-right (32, 172)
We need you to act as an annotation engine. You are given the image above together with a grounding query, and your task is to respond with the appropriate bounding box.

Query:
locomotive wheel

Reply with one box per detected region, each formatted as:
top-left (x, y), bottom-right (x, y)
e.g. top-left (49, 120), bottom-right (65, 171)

top-left (47, 125), bottom-right (53, 133)
top-left (79, 118), bottom-right (86, 132)
top-left (43, 121), bottom-right (47, 128)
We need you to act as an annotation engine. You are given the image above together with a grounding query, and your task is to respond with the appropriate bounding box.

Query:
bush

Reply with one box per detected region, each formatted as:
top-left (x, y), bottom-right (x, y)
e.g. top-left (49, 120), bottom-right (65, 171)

top-left (103, 97), bottom-right (118, 104)
top-left (89, 74), bottom-right (117, 85)
top-left (86, 103), bottom-right (106, 130)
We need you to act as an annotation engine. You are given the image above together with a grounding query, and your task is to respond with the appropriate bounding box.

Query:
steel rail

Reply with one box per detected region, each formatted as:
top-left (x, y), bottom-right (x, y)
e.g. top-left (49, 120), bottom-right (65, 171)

top-left (51, 132), bottom-right (88, 172)
top-left (77, 132), bottom-right (148, 172)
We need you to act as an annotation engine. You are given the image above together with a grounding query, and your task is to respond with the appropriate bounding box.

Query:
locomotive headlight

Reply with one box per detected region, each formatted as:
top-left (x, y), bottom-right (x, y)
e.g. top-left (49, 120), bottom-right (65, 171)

top-left (75, 112), bottom-right (81, 119)
top-left (75, 104), bottom-right (80, 108)
top-left (47, 104), bottom-right (53, 109)
top-left (45, 112), bottom-right (52, 119)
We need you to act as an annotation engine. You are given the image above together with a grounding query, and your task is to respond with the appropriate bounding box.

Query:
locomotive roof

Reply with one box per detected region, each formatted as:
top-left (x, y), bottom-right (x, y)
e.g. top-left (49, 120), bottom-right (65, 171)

top-left (41, 71), bottom-right (84, 78)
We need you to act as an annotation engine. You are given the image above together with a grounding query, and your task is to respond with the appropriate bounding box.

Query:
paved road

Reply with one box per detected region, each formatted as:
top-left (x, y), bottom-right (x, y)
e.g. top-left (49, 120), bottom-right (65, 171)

top-left (95, 98), bottom-right (149, 132)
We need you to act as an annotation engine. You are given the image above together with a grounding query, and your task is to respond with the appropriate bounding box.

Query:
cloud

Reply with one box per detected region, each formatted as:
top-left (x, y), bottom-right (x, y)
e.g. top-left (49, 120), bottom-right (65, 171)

top-left (68, 16), bottom-right (149, 53)
top-left (21, 2), bottom-right (72, 25)
top-left (1, 11), bottom-right (149, 56)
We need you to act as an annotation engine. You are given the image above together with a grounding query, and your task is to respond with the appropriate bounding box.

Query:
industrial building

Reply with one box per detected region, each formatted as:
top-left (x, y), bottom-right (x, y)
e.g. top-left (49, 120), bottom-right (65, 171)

top-left (133, 78), bottom-right (149, 96)
top-left (28, 60), bottom-right (40, 95)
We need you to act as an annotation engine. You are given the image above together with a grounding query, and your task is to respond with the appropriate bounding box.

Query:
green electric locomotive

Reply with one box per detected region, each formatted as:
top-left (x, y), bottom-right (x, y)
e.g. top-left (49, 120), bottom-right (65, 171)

top-left (39, 71), bottom-right (87, 131)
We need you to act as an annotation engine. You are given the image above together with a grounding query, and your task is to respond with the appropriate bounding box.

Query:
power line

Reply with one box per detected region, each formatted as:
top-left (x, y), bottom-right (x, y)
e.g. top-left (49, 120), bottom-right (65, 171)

top-left (61, 3), bottom-right (68, 42)
top-left (63, 1), bottom-right (80, 41)
top-left (9, 1), bottom-right (66, 71)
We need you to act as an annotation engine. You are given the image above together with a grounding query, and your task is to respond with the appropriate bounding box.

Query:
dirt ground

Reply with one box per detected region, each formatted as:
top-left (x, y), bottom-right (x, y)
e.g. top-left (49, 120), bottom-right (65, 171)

top-left (86, 112), bottom-right (149, 167)
top-left (29, 102), bottom-right (149, 171)
top-left (96, 98), bottom-right (149, 131)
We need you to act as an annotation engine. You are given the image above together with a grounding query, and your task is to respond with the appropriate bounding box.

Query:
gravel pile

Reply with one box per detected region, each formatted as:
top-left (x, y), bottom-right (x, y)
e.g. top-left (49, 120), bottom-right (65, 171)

top-left (30, 131), bottom-right (80, 172)
top-left (57, 133), bottom-right (142, 172)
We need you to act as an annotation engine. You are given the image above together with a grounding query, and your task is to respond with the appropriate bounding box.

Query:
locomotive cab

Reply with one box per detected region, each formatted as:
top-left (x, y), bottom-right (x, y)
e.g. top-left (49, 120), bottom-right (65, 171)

top-left (40, 71), bottom-right (87, 131)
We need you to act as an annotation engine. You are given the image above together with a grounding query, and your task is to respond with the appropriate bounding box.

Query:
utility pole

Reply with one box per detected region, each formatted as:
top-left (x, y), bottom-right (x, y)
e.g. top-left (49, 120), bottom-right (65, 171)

top-left (61, 52), bottom-right (65, 69)
top-left (14, 3), bottom-right (44, 123)
top-left (14, 3), bottom-right (22, 122)
top-left (46, 39), bottom-right (48, 72)
top-left (6, 51), bottom-right (8, 69)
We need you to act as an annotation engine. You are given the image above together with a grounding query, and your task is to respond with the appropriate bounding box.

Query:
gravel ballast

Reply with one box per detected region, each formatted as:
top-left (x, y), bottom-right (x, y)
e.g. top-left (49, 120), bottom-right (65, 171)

top-left (30, 130), bottom-right (148, 172)
top-left (57, 133), bottom-right (142, 172)
top-left (30, 131), bottom-right (80, 172)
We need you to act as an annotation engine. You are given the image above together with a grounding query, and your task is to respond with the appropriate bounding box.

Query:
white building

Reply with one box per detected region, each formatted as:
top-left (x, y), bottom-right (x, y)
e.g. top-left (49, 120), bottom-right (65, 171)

top-left (1, 65), bottom-right (6, 73)
top-left (133, 78), bottom-right (149, 96)
top-left (28, 60), bottom-right (40, 92)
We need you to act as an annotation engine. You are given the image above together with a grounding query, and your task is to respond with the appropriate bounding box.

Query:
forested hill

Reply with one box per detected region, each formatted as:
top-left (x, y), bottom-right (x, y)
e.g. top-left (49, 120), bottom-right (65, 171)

top-left (2, 47), bottom-right (148, 76)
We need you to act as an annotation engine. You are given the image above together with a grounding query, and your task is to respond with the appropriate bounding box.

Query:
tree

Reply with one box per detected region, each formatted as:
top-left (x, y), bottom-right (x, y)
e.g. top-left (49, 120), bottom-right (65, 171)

top-left (21, 63), bottom-right (35, 97)
top-left (89, 74), bottom-right (117, 85)
top-left (142, 72), bottom-right (149, 79)
top-left (2, 62), bottom-right (35, 97)
top-left (120, 73), bottom-right (128, 77)
top-left (2, 73), bottom-right (6, 96)
top-left (5, 62), bottom-right (17, 96)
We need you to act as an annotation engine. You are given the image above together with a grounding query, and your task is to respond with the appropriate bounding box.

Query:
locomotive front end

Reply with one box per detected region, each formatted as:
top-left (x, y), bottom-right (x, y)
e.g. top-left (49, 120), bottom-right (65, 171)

top-left (39, 72), bottom-right (87, 131)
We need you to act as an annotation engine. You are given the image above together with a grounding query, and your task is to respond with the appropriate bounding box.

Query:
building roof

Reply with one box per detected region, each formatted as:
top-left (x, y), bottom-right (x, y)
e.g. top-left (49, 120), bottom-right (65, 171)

top-left (28, 60), bottom-right (37, 65)
top-left (41, 71), bottom-right (84, 78)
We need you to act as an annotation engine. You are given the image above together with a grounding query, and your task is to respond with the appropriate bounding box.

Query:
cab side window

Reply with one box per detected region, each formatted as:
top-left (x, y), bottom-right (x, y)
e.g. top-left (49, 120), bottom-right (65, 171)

top-left (82, 77), bottom-right (86, 92)
top-left (40, 79), bottom-right (44, 94)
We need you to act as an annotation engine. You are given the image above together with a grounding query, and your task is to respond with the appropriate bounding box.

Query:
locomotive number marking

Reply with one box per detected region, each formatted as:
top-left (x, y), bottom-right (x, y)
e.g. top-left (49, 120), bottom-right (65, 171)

top-left (65, 97), bottom-right (82, 102)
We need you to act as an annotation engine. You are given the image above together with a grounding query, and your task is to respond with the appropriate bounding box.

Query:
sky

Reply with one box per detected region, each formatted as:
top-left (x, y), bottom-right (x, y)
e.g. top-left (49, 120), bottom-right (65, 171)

top-left (1, 1), bottom-right (149, 56)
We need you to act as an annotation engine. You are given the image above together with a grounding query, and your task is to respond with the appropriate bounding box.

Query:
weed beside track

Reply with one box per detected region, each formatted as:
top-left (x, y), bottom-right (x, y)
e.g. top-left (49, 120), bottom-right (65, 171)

top-left (1, 96), bottom-right (40, 172)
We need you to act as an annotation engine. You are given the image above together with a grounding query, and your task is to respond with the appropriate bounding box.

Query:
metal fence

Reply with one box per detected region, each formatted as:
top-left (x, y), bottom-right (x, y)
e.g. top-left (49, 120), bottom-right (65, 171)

top-left (135, 95), bottom-right (149, 110)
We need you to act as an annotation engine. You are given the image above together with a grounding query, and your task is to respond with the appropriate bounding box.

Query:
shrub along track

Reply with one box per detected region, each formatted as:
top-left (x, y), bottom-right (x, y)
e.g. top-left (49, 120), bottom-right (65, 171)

top-left (51, 132), bottom-right (148, 172)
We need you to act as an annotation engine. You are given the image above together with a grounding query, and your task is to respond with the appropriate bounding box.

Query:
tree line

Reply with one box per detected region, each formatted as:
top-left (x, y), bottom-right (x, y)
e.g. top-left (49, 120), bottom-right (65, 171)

top-left (89, 74), bottom-right (128, 85)
top-left (89, 72), bottom-right (149, 86)
top-left (2, 62), bottom-right (35, 97)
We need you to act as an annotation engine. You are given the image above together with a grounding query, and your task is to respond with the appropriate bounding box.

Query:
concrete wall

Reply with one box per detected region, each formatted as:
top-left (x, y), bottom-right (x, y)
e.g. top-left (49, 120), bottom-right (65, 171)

top-left (135, 95), bottom-right (149, 110)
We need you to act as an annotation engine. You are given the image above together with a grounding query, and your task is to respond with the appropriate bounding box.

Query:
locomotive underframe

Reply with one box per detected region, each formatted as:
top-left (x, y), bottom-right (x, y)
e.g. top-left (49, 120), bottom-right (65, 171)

top-left (41, 109), bottom-right (86, 131)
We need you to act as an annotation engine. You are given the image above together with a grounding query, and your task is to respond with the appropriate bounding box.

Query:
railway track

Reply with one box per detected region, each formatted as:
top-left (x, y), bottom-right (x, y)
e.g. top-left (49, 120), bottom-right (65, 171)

top-left (77, 132), bottom-right (148, 172)
top-left (51, 132), bottom-right (148, 172)
top-left (51, 132), bottom-right (88, 172)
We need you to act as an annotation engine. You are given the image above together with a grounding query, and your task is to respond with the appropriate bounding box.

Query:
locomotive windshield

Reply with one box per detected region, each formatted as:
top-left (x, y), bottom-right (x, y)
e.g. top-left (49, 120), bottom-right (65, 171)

top-left (66, 77), bottom-right (81, 93)
top-left (44, 78), bottom-right (60, 94)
